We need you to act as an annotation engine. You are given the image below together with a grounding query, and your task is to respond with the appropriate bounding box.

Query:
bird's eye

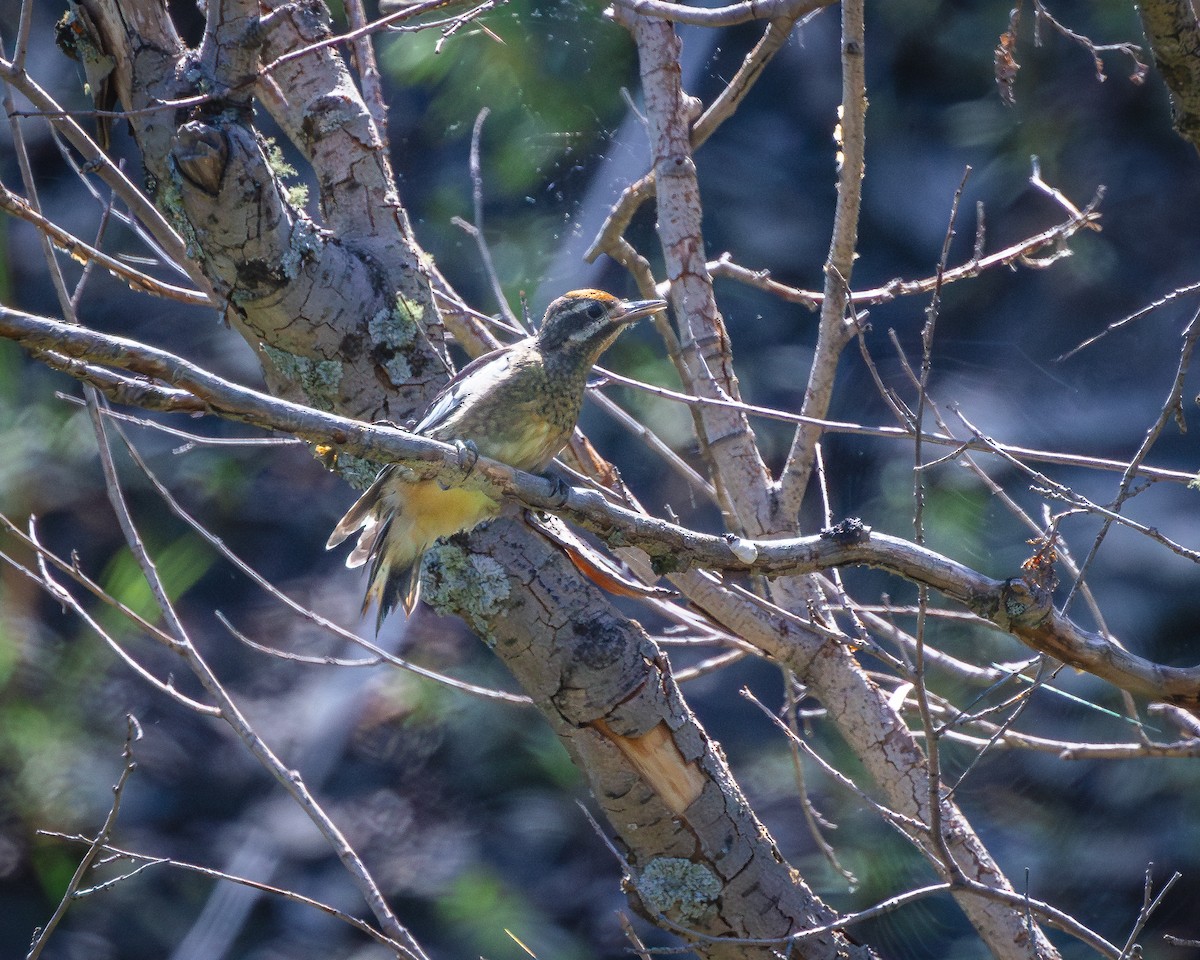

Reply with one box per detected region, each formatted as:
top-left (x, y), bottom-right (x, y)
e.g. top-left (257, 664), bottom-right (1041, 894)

top-left (586, 302), bottom-right (605, 320)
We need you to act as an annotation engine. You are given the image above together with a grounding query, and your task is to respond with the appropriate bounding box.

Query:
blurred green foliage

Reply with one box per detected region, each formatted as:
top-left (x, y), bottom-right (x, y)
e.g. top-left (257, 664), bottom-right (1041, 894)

top-left (379, 0), bottom-right (638, 297)
top-left (3, 1), bottom-right (1200, 959)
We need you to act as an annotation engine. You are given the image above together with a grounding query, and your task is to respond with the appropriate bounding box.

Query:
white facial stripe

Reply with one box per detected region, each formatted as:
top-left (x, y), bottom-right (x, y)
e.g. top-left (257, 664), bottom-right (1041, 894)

top-left (566, 317), bottom-right (610, 343)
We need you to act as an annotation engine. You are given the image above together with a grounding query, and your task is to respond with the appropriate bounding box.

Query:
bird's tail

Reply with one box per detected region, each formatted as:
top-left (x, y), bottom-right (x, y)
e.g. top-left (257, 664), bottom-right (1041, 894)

top-left (326, 465), bottom-right (424, 630)
top-left (327, 466), bottom-right (501, 630)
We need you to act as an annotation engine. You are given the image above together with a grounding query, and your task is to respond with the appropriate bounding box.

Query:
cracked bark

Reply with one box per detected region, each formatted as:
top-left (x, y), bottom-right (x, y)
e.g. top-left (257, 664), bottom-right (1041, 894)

top-left (72, 1), bottom-right (869, 956)
top-left (1137, 0), bottom-right (1200, 152)
top-left (426, 518), bottom-right (869, 959)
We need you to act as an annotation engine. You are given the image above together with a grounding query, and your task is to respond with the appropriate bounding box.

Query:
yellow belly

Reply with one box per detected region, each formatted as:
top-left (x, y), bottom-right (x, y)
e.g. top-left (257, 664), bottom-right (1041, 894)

top-left (390, 481), bottom-right (500, 562)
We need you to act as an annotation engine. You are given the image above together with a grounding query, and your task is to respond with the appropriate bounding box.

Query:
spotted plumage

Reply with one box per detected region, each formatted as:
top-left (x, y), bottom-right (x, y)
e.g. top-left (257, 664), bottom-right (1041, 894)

top-left (327, 289), bottom-right (666, 628)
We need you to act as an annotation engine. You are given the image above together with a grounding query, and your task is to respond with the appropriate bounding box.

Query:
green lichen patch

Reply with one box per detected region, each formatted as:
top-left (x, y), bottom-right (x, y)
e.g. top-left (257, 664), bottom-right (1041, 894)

top-left (420, 542), bottom-right (509, 634)
top-left (280, 218), bottom-right (321, 280)
top-left (263, 137), bottom-right (298, 179)
top-left (327, 452), bottom-right (381, 490)
top-left (368, 296), bottom-right (424, 386)
top-left (637, 858), bottom-right (721, 924)
top-left (156, 169), bottom-right (202, 260)
top-left (260, 343), bottom-right (341, 410)
top-left (392, 294), bottom-right (426, 332)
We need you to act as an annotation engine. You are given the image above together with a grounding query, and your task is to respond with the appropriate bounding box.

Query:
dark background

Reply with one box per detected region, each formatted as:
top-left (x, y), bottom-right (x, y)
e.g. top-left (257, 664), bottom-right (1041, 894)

top-left (2, 1), bottom-right (1199, 958)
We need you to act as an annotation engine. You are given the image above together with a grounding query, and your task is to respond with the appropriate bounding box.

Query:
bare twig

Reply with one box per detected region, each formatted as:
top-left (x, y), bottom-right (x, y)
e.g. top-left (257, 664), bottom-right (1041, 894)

top-left (83, 398), bottom-right (427, 959)
top-left (37, 831), bottom-right (407, 952)
top-left (909, 167), bottom-right (973, 881)
top-left (0, 184), bottom-right (212, 305)
top-left (1116, 865), bottom-right (1180, 960)
top-left (101, 421), bottom-right (529, 704)
top-left (1062, 304), bottom-right (1200, 613)
top-left (453, 108), bottom-right (521, 328)
top-left (704, 190), bottom-right (1102, 310)
top-left (1032, 1), bottom-right (1148, 84)
top-left (782, 670), bottom-right (858, 885)
top-left (260, 0), bottom-right (485, 76)
top-left (0, 57), bottom-right (211, 295)
top-left (26, 717), bottom-right (142, 960)
top-left (1057, 279), bottom-right (1200, 362)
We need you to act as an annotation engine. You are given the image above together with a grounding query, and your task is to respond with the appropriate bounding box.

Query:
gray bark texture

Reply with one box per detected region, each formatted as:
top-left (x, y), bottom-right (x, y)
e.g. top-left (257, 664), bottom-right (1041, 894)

top-left (56, 1), bottom-right (1064, 956)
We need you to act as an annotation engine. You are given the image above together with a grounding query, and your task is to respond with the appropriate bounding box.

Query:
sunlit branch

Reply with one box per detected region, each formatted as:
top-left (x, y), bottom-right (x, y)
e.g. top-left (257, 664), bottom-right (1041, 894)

top-left (775, 0), bottom-right (867, 515)
top-left (705, 188), bottom-right (1103, 309)
top-left (604, 0), bottom-right (829, 31)
top-left (0, 57), bottom-right (210, 294)
top-left (0, 184), bottom-right (212, 306)
top-left (587, 5), bottom-right (820, 265)
top-left (5, 304), bottom-right (1200, 707)
top-left (259, 0), bottom-right (486, 76)
top-left (939, 725), bottom-right (1200, 760)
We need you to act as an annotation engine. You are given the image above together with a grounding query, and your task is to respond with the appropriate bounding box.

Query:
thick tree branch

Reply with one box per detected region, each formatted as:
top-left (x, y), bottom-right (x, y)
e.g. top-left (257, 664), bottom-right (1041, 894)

top-left (1137, 0), bottom-right (1200, 152)
top-left (775, 0), bottom-right (866, 516)
top-left (617, 8), bottom-right (775, 540)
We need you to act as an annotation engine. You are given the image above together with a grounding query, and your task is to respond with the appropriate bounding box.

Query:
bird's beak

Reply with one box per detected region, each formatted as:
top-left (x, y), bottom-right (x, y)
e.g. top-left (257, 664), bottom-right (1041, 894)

top-left (611, 298), bottom-right (668, 325)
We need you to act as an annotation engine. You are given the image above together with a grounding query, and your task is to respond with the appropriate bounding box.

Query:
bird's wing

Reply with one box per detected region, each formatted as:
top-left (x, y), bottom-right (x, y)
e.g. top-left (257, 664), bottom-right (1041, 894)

top-left (325, 463), bottom-right (395, 550)
top-left (415, 343), bottom-right (518, 436)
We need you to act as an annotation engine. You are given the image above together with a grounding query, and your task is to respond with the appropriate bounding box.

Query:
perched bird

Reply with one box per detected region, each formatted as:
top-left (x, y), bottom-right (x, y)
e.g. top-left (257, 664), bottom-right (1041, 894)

top-left (327, 289), bottom-right (667, 627)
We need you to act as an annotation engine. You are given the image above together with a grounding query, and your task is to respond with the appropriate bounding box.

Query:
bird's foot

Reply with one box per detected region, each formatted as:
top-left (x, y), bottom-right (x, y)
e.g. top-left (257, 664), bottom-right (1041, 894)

top-left (455, 439), bottom-right (480, 473)
top-left (542, 473), bottom-right (571, 508)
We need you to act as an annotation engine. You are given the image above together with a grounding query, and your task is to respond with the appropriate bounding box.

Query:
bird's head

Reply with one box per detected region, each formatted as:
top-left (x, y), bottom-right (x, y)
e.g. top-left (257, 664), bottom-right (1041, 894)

top-left (536, 289), bottom-right (667, 361)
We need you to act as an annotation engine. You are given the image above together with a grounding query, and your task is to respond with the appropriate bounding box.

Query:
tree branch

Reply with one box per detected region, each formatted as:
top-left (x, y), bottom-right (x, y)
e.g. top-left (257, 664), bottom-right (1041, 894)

top-left (5, 306), bottom-right (1198, 711)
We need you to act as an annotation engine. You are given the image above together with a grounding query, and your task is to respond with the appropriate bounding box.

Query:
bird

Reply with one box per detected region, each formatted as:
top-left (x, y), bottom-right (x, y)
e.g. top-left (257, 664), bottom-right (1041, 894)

top-left (327, 289), bottom-right (667, 628)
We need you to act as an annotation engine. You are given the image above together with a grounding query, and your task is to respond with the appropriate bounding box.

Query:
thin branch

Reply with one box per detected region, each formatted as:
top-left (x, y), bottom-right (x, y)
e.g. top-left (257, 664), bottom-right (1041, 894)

top-left (1, 521), bottom-right (219, 714)
top-left (1062, 304), bottom-right (1200, 612)
top-left (955, 410), bottom-right (1200, 565)
top-left (260, 0), bottom-right (486, 76)
top-left (708, 186), bottom-right (1102, 310)
top-left (5, 308), bottom-right (1200, 705)
top-left (939, 725), bottom-right (1200, 760)
top-left (595, 363), bottom-right (1193, 484)
top-left (1117, 865), bottom-right (1180, 960)
top-left (26, 717), bottom-right (142, 960)
top-left (740, 689), bottom-right (1121, 958)
top-left (782, 669), bottom-right (859, 885)
top-left (606, 0), bottom-right (830, 28)
top-left (84, 405), bottom-right (427, 959)
top-left (1032, 1), bottom-right (1148, 85)
top-left (741, 688), bottom-right (927, 834)
top-left (0, 57), bottom-right (211, 295)
top-left (588, 8), bottom-right (825, 264)
top-left (37, 831), bottom-right (406, 953)
top-left (104, 423), bottom-right (529, 705)
top-left (452, 107), bottom-right (520, 329)
top-left (909, 167), bottom-right (973, 881)
top-left (1056, 279), bottom-right (1200, 362)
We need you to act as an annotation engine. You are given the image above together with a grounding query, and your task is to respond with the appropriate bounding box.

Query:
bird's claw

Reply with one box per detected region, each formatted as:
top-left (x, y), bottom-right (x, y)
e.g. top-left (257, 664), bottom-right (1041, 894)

top-left (543, 474), bottom-right (571, 508)
top-left (454, 439), bottom-right (480, 473)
